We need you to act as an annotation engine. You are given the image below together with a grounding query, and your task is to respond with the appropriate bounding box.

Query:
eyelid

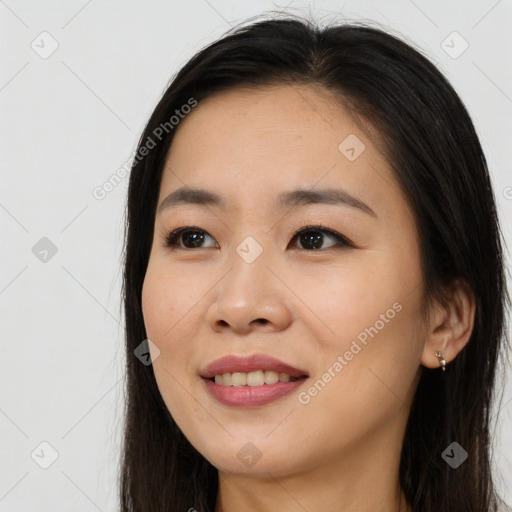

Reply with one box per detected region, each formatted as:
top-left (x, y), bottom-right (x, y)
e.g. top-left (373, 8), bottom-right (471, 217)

top-left (288, 223), bottom-right (354, 248)
top-left (164, 225), bottom-right (218, 249)
top-left (163, 223), bottom-right (355, 250)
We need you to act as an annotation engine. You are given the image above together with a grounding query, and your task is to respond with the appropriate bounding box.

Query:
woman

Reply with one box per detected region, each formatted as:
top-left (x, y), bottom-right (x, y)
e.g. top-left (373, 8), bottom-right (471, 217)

top-left (119, 14), bottom-right (510, 512)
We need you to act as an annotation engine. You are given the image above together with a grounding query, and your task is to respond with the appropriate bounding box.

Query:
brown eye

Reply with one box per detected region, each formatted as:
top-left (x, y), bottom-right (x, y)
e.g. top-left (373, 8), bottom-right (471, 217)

top-left (164, 227), bottom-right (218, 249)
top-left (163, 225), bottom-right (352, 251)
top-left (288, 226), bottom-right (352, 251)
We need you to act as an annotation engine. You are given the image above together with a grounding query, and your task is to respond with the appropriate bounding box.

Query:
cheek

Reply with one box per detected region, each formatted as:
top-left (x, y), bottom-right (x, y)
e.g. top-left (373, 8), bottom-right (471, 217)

top-left (141, 264), bottom-right (201, 421)
top-left (300, 255), bottom-right (406, 347)
top-left (141, 259), bottom-right (199, 342)
top-left (301, 247), bottom-right (424, 398)
top-left (141, 264), bottom-right (194, 386)
top-left (296, 305), bottom-right (422, 457)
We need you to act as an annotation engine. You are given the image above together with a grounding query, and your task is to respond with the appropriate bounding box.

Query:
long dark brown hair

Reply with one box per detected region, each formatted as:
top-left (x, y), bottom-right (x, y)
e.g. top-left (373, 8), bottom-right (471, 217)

top-left (118, 13), bottom-right (510, 512)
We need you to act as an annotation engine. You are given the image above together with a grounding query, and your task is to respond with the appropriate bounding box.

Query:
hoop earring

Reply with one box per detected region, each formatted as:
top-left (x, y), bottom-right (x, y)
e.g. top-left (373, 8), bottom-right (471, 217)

top-left (435, 351), bottom-right (446, 371)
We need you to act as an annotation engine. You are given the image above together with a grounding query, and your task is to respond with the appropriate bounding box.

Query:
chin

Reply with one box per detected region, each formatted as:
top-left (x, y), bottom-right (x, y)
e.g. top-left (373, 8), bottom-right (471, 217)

top-left (193, 435), bottom-right (308, 478)
top-left (208, 454), bottom-right (296, 478)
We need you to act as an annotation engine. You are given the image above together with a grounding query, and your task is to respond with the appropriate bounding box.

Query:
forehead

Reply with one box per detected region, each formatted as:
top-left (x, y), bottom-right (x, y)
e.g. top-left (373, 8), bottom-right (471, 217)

top-left (159, 84), bottom-right (402, 218)
top-left (166, 84), bottom-right (371, 157)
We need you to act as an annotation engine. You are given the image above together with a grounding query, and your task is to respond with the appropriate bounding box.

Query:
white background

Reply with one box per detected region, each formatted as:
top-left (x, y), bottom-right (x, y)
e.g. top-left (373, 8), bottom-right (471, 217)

top-left (1, 0), bottom-right (511, 509)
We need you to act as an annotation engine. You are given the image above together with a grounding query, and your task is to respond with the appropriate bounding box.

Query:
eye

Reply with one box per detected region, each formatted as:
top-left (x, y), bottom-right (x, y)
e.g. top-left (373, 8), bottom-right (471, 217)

top-left (164, 226), bottom-right (218, 249)
top-left (288, 225), bottom-right (353, 250)
top-left (163, 225), bottom-right (353, 251)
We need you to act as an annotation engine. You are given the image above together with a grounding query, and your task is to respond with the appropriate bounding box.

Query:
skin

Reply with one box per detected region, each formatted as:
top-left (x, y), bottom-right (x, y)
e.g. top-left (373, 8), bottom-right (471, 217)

top-left (141, 84), bottom-right (475, 512)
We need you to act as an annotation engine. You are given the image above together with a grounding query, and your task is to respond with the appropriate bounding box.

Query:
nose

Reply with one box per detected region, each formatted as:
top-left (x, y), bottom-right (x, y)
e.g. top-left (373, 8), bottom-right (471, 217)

top-left (206, 248), bottom-right (293, 335)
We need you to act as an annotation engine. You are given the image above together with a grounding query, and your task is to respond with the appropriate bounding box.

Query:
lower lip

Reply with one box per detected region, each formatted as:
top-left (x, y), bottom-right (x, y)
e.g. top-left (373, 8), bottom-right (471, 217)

top-left (203, 378), bottom-right (307, 407)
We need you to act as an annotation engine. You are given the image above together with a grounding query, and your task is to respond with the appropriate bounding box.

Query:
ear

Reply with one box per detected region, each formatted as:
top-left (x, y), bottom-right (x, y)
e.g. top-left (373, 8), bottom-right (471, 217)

top-left (420, 278), bottom-right (476, 370)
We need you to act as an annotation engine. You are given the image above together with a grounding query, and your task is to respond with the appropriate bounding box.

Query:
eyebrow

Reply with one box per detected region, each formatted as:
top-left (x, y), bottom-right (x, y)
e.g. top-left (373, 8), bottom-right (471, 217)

top-left (158, 186), bottom-right (376, 217)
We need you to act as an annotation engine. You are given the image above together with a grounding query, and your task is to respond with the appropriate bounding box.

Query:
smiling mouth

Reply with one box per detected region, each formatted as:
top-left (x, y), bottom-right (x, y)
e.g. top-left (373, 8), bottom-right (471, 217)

top-left (209, 370), bottom-right (307, 386)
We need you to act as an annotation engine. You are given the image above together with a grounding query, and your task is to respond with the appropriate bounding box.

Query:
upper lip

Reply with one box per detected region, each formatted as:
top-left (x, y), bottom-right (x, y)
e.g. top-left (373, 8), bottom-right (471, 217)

top-left (200, 354), bottom-right (309, 379)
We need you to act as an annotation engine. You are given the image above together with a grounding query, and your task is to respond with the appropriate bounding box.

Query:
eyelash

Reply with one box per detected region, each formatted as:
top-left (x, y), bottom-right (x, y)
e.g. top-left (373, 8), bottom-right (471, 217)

top-left (163, 224), bottom-right (354, 251)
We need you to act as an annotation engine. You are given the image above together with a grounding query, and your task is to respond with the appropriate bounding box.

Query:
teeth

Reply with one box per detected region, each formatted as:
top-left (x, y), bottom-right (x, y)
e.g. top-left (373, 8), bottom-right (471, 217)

top-left (246, 370), bottom-right (264, 386)
top-left (231, 372), bottom-right (247, 386)
top-left (264, 370), bottom-right (279, 385)
top-left (211, 370), bottom-right (301, 386)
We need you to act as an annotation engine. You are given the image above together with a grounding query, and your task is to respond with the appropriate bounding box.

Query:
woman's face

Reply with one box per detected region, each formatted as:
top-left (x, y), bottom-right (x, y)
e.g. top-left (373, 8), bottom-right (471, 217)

top-left (141, 84), bottom-right (428, 477)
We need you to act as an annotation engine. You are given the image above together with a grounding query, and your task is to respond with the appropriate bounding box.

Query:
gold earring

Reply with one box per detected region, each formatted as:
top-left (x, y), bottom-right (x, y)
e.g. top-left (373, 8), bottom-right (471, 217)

top-left (435, 351), bottom-right (446, 371)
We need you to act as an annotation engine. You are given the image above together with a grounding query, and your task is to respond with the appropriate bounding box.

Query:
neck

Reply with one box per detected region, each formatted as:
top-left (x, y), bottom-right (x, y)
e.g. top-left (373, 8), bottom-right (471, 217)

top-left (214, 413), bottom-right (412, 512)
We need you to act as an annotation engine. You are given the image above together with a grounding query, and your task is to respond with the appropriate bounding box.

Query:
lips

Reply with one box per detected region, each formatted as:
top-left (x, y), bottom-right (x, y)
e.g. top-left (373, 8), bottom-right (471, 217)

top-left (199, 354), bottom-right (309, 379)
top-left (200, 353), bottom-right (309, 407)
